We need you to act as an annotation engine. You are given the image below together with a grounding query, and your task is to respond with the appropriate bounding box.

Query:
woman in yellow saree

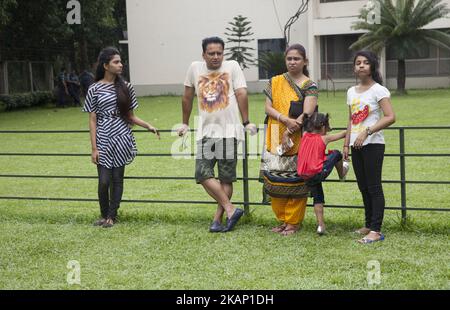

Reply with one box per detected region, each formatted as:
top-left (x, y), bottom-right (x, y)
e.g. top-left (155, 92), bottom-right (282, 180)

top-left (264, 44), bottom-right (318, 235)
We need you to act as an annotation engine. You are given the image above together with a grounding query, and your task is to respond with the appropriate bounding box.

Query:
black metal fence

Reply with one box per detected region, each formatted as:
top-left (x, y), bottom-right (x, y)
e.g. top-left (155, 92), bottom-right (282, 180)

top-left (1, 126), bottom-right (449, 222)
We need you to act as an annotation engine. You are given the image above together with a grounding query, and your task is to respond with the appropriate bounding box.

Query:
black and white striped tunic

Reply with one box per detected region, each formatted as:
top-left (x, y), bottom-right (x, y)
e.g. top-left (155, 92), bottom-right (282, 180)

top-left (83, 82), bottom-right (138, 169)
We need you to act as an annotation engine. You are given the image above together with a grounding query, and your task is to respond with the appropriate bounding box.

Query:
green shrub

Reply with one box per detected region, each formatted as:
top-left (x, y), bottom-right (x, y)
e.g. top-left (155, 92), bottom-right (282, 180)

top-left (0, 91), bottom-right (55, 111)
top-left (258, 51), bottom-right (286, 79)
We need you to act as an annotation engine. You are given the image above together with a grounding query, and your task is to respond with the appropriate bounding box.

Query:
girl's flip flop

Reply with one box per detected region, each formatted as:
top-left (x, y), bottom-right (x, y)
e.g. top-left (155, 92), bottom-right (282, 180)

top-left (358, 233), bottom-right (385, 244)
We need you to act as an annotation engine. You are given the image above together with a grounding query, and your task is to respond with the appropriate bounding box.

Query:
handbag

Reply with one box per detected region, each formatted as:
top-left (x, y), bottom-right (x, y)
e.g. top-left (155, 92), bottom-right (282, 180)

top-left (285, 73), bottom-right (304, 119)
top-left (284, 73), bottom-right (318, 118)
top-left (289, 100), bottom-right (304, 118)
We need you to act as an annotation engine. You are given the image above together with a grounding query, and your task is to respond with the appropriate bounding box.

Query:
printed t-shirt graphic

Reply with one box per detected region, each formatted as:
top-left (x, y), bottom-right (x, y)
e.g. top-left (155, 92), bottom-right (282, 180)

top-left (198, 72), bottom-right (230, 113)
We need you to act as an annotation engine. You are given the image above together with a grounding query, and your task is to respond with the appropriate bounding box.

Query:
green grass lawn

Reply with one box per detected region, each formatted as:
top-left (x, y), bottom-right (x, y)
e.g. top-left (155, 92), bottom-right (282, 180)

top-left (0, 89), bottom-right (449, 289)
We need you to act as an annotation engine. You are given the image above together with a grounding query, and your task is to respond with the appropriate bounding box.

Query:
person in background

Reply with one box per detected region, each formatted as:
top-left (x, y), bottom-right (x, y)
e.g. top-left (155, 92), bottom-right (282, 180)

top-left (67, 70), bottom-right (81, 106)
top-left (79, 69), bottom-right (95, 97)
top-left (57, 67), bottom-right (68, 108)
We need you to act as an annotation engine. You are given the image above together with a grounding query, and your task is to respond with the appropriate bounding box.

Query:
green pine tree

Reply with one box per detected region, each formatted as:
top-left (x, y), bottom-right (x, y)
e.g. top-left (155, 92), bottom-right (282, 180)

top-left (224, 15), bottom-right (256, 69)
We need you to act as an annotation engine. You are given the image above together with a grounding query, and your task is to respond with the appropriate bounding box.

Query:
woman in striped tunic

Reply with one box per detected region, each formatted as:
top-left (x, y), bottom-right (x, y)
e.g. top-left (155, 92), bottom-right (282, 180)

top-left (83, 47), bottom-right (160, 228)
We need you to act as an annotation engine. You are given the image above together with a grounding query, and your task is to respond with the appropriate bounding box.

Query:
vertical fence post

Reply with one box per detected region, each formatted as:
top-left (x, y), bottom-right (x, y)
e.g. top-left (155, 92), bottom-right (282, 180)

top-left (49, 63), bottom-right (54, 91)
top-left (4, 61), bottom-right (9, 95)
top-left (242, 132), bottom-right (250, 215)
top-left (29, 62), bottom-right (34, 92)
top-left (399, 128), bottom-right (407, 223)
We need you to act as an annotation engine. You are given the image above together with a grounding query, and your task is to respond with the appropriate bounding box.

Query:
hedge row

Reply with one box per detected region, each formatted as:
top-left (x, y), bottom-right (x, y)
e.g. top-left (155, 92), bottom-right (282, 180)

top-left (0, 91), bottom-right (55, 111)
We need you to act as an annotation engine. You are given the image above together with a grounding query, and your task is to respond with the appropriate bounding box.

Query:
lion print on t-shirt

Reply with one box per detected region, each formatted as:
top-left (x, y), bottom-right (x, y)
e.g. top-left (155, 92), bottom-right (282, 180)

top-left (198, 72), bottom-right (229, 113)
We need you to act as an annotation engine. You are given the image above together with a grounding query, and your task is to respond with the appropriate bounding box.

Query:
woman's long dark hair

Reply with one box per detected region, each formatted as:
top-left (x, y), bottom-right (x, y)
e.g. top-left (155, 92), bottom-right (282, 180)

top-left (285, 43), bottom-right (309, 77)
top-left (353, 50), bottom-right (383, 85)
top-left (95, 47), bottom-right (131, 123)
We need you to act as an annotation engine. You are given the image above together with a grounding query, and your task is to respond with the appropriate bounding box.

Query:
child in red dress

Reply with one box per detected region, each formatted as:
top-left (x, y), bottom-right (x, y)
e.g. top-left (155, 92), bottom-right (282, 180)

top-left (297, 112), bottom-right (349, 235)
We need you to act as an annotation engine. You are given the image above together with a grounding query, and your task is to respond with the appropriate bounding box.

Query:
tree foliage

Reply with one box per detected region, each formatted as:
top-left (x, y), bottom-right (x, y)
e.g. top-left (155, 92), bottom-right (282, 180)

top-left (0, 0), bottom-right (17, 28)
top-left (0, 0), bottom-right (127, 71)
top-left (258, 52), bottom-right (286, 79)
top-left (350, 0), bottom-right (450, 94)
top-left (224, 15), bottom-right (256, 69)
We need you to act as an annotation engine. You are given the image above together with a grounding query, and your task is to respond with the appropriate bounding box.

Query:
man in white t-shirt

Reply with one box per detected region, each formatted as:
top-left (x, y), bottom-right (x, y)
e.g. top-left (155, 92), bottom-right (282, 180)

top-left (177, 36), bottom-right (257, 233)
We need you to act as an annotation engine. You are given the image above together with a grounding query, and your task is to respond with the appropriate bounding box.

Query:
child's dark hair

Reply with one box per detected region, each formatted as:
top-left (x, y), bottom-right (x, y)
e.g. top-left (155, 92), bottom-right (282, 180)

top-left (95, 47), bottom-right (131, 123)
top-left (353, 50), bottom-right (383, 85)
top-left (303, 112), bottom-right (331, 133)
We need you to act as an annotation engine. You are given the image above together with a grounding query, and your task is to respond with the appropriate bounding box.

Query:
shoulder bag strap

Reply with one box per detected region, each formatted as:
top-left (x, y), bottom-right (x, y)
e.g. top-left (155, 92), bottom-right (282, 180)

top-left (283, 73), bottom-right (305, 101)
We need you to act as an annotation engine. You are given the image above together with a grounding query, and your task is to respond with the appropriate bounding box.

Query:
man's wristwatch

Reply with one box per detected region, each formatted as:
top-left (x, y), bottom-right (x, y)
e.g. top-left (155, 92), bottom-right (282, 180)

top-left (366, 127), bottom-right (373, 136)
top-left (242, 120), bottom-right (250, 127)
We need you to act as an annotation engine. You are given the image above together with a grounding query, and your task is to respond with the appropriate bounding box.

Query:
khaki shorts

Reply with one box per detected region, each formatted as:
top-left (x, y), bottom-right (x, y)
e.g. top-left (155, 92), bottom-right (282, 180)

top-left (195, 138), bottom-right (238, 184)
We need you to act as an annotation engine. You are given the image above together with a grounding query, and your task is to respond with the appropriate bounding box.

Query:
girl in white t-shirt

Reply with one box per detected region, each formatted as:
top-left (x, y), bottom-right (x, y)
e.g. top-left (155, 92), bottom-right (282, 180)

top-left (343, 50), bottom-right (396, 244)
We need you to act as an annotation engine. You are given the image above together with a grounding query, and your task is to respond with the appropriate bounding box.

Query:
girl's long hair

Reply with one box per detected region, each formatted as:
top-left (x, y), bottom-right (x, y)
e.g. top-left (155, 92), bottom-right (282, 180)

top-left (353, 50), bottom-right (383, 85)
top-left (285, 43), bottom-right (309, 77)
top-left (95, 47), bottom-right (131, 123)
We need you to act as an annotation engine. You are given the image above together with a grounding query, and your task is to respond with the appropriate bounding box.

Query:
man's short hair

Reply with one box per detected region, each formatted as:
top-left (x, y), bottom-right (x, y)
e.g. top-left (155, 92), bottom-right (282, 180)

top-left (202, 37), bottom-right (225, 53)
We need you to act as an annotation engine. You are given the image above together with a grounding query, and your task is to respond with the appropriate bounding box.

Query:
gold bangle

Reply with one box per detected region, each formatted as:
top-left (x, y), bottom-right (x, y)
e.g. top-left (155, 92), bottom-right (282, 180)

top-left (276, 113), bottom-right (282, 122)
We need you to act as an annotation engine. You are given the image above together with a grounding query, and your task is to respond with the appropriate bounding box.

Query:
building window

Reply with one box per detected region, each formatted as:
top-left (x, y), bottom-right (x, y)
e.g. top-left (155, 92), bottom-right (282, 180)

top-left (258, 38), bottom-right (286, 80)
top-left (320, 34), bottom-right (359, 79)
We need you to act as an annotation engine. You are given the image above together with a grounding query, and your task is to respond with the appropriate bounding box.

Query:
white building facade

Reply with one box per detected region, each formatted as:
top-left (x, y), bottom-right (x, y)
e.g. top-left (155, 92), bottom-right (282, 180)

top-left (125, 0), bottom-right (450, 96)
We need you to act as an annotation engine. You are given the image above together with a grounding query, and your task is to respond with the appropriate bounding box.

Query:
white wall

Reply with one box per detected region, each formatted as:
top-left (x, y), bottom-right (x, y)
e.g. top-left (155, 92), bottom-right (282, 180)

top-left (127, 0), bottom-right (450, 95)
top-left (126, 0), bottom-right (309, 94)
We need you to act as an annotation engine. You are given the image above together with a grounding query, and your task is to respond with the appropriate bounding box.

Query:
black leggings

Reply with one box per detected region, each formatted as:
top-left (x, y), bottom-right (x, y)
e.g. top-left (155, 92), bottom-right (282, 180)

top-left (351, 144), bottom-right (385, 232)
top-left (97, 165), bottom-right (125, 220)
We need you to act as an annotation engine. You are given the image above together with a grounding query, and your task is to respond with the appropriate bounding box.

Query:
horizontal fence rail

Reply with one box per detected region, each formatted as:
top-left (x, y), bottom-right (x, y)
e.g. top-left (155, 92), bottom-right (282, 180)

top-left (1, 126), bottom-right (449, 221)
top-left (1, 174), bottom-right (449, 185)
